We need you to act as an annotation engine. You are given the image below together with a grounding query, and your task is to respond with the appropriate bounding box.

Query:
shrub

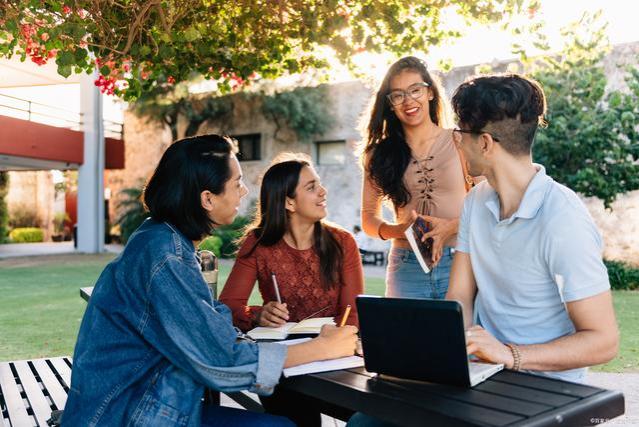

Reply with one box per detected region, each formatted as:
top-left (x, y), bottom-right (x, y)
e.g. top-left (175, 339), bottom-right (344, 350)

top-left (0, 172), bottom-right (8, 243)
top-left (198, 235), bottom-right (222, 257)
top-left (212, 215), bottom-right (252, 258)
top-left (9, 227), bottom-right (44, 243)
top-left (8, 203), bottom-right (41, 228)
top-left (52, 212), bottom-right (70, 235)
top-left (115, 187), bottom-right (149, 244)
top-left (605, 260), bottom-right (639, 291)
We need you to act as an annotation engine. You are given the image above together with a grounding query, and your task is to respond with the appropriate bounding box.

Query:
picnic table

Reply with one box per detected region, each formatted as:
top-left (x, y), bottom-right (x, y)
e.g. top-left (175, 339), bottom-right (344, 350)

top-left (280, 367), bottom-right (624, 426)
top-left (76, 286), bottom-right (625, 426)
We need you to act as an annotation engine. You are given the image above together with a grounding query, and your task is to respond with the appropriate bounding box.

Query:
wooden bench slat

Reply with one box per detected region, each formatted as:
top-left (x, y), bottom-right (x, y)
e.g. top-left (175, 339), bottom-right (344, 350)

top-left (14, 361), bottom-right (52, 427)
top-left (224, 392), bottom-right (265, 413)
top-left (30, 360), bottom-right (67, 411)
top-left (48, 358), bottom-right (72, 388)
top-left (0, 362), bottom-right (33, 427)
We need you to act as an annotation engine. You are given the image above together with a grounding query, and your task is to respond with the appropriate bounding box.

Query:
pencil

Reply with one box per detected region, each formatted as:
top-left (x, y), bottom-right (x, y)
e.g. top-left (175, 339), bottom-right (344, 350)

top-left (271, 272), bottom-right (282, 304)
top-left (339, 304), bottom-right (351, 327)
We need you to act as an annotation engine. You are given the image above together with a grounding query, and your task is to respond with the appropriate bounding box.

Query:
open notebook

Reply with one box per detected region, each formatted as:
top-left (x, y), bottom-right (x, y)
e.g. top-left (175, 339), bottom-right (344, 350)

top-left (278, 338), bottom-right (364, 377)
top-left (247, 317), bottom-right (335, 340)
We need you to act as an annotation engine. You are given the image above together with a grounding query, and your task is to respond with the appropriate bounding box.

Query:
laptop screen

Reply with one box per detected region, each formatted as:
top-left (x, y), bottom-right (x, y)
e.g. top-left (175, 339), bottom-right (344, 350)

top-left (356, 295), bottom-right (472, 387)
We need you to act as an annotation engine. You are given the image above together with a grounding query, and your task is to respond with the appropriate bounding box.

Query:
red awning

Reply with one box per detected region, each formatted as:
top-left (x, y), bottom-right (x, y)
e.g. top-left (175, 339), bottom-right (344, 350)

top-left (0, 115), bottom-right (124, 170)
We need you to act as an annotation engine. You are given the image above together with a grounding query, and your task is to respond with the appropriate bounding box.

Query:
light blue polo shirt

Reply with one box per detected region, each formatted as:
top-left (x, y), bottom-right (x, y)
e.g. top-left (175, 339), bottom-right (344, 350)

top-left (456, 164), bottom-right (610, 383)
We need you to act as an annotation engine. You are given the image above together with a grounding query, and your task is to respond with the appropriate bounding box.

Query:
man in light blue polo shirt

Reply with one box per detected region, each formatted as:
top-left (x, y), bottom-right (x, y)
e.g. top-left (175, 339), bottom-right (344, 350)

top-left (447, 74), bottom-right (619, 383)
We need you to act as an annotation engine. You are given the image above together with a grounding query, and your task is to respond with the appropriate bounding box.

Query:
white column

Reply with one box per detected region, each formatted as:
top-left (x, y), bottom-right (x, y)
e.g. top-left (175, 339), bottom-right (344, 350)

top-left (77, 72), bottom-right (105, 253)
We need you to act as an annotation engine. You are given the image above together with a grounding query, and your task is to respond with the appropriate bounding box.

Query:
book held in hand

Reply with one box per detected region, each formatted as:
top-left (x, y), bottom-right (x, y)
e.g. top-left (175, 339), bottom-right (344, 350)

top-left (247, 317), bottom-right (335, 340)
top-left (404, 216), bottom-right (434, 274)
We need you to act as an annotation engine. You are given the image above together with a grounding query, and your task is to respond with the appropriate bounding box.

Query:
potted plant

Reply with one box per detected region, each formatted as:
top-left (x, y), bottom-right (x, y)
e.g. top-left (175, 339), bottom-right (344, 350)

top-left (52, 212), bottom-right (70, 242)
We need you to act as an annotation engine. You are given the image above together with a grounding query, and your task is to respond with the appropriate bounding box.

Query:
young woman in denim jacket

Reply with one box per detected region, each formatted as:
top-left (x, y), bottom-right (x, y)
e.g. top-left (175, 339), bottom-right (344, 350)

top-left (62, 135), bottom-right (358, 427)
top-left (360, 56), bottom-right (469, 299)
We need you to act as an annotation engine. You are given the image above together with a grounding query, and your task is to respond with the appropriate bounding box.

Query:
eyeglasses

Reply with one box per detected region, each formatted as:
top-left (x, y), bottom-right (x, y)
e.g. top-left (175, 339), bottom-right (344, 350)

top-left (452, 128), bottom-right (501, 144)
top-left (386, 82), bottom-right (431, 106)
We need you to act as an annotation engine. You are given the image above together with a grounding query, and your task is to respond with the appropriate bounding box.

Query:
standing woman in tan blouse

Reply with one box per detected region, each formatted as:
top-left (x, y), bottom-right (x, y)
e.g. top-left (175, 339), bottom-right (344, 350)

top-left (361, 56), bottom-right (470, 298)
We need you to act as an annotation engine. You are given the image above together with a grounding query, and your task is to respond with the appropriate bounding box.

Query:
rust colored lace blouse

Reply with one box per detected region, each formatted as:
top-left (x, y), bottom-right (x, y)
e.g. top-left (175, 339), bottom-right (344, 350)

top-left (219, 226), bottom-right (364, 332)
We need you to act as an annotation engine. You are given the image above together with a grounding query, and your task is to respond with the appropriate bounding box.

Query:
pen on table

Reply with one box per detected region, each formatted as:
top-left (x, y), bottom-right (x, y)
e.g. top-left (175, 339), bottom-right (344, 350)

top-left (339, 304), bottom-right (351, 327)
top-left (271, 271), bottom-right (282, 304)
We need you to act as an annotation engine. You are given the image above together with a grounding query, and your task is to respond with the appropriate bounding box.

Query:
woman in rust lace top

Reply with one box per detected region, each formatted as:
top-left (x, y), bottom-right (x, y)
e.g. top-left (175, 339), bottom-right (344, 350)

top-left (220, 156), bottom-right (363, 333)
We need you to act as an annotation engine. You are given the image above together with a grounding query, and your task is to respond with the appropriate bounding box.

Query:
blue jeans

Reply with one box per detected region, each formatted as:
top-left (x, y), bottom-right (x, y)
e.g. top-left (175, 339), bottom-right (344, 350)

top-left (201, 405), bottom-right (295, 426)
top-left (385, 247), bottom-right (453, 298)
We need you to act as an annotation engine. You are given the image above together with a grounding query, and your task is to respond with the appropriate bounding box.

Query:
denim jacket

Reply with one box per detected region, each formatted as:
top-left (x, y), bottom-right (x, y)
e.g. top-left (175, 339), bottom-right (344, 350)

top-left (62, 219), bottom-right (287, 426)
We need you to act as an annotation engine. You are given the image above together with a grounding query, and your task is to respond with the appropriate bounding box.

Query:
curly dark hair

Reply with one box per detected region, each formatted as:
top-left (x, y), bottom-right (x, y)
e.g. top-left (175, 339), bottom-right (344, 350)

top-left (451, 74), bottom-right (547, 156)
top-left (362, 56), bottom-right (447, 208)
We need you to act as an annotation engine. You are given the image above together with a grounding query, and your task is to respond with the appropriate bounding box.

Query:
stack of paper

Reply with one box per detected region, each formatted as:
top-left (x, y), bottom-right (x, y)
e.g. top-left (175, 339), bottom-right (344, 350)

top-left (277, 338), bottom-right (365, 377)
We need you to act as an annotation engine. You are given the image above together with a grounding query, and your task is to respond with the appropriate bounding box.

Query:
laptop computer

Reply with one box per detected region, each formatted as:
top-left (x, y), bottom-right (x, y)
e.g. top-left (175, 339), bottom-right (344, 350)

top-left (356, 295), bottom-right (503, 387)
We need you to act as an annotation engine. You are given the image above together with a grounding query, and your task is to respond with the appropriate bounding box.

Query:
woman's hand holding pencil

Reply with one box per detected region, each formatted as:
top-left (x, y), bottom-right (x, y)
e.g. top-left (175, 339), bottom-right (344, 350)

top-left (256, 301), bottom-right (290, 327)
top-left (315, 324), bottom-right (359, 359)
top-left (257, 271), bottom-right (290, 327)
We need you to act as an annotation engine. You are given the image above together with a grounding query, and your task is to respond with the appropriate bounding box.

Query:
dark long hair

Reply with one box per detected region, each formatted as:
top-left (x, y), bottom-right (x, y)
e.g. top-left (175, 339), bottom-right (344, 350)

top-left (143, 134), bottom-right (235, 240)
top-left (362, 56), bottom-right (447, 207)
top-left (241, 159), bottom-right (343, 289)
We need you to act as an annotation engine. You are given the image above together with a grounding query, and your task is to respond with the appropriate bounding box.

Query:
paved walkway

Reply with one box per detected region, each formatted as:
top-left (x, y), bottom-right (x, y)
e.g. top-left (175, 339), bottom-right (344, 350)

top-left (586, 372), bottom-right (639, 425)
top-left (0, 241), bottom-right (124, 259)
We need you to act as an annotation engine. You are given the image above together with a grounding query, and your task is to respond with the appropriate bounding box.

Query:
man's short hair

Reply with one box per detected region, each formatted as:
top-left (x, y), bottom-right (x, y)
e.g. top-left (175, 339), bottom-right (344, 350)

top-left (451, 74), bottom-right (547, 156)
top-left (144, 134), bottom-right (237, 240)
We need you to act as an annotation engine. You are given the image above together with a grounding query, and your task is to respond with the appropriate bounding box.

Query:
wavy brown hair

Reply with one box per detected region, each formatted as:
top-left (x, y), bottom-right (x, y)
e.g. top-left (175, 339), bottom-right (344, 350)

top-left (240, 159), bottom-right (343, 290)
top-left (362, 56), bottom-right (447, 208)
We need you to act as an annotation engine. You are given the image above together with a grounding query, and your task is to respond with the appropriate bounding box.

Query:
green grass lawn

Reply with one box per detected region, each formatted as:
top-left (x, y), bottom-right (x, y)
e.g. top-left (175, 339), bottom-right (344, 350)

top-left (0, 254), bottom-right (635, 373)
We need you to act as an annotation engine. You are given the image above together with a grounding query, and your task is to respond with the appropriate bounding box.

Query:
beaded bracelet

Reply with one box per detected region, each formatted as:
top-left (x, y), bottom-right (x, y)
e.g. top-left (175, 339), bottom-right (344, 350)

top-left (506, 343), bottom-right (521, 371)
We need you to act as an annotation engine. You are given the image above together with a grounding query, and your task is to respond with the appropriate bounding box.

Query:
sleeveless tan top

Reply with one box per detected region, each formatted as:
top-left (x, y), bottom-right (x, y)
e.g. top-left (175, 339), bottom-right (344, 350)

top-left (361, 129), bottom-right (467, 249)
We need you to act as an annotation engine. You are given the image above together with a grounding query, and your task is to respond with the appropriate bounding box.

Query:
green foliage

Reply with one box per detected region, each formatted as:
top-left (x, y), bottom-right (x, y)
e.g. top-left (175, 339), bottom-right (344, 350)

top-left (0, 172), bottom-right (8, 243)
top-left (605, 260), bottom-right (639, 291)
top-left (530, 13), bottom-right (639, 208)
top-left (131, 84), bottom-right (234, 140)
top-left (262, 85), bottom-right (333, 141)
top-left (9, 227), bottom-right (44, 243)
top-left (8, 203), bottom-right (41, 228)
top-left (133, 84), bottom-right (332, 143)
top-left (0, 0), bottom-right (538, 101)
top-left (198, 235), bottom-right (222, 258)
top-left (52, 212), bottom-right (70, 234)
top-left (211, 215), bottom-right (252, 258)
top-left (115, 187), bottom-right (149, 244)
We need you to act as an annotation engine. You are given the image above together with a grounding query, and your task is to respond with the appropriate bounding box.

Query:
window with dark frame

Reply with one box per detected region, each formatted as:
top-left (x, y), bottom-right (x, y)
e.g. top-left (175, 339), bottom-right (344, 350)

top-left (233, 134), bottom-right (261, 161)
top-left (315, 140), bottom-right (346, 165)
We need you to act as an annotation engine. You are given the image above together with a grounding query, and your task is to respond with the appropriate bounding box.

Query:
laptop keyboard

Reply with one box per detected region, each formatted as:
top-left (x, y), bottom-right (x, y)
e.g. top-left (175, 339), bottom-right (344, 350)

top-left (468, 362), bottom-right (489, 376)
